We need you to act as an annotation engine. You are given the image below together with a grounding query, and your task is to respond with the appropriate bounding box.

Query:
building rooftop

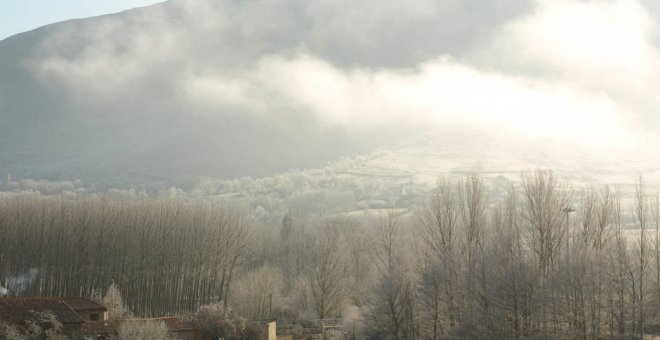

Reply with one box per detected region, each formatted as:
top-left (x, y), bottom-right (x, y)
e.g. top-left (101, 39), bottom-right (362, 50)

top-left (61, 297), bottom-right (107, 311)
top-left (0, 297), bottom-right (84, 324)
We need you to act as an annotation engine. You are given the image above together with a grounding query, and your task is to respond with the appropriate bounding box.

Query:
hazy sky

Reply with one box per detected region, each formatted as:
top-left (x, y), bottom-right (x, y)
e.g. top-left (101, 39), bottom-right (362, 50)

top-left (0, 0), bottom-right (164, 40)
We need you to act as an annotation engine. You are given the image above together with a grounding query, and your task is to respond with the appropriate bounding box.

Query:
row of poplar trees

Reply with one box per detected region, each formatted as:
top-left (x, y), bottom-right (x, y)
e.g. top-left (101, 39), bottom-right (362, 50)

top-left (2, 170), bottom-right (660, 339)
top-left (0, 196), bottom-right (250, 316)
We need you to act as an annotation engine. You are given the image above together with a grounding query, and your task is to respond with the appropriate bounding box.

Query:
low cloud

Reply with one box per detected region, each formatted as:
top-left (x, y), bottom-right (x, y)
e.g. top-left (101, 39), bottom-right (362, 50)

top-left (480, 0), bottom-right (660, 132)
top-left (28, 0), bottom-right (660, 149)
top-left (184, 54), bottom-right (632, 145)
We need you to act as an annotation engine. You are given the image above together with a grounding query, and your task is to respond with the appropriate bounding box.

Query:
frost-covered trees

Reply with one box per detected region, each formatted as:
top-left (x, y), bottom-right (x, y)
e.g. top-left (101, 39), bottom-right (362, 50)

top-left (521, 170), bottom-right (572, 277)
top-left (3, 170), bottom-right (660, 339)
top-left (193, 303), bottom-right (262, 340)
top-left (117, 320), bottom-right (175, 340)
top-left (95, 282), bottom-right (132, 320)
top-left (417, 179), bottom-right (460, 339)
top-left (367, 210), bottom-right (417, 340)
top-left (0, 311), bottom-right (67, 340)
top-left (407, 171), bottom-right (660, 338)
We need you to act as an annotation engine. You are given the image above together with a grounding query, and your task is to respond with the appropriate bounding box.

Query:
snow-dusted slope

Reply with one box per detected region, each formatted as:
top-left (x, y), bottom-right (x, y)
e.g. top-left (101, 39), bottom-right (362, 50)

top-left (323, 130), bottom-right (660, 194)
top-left (190, 130), bottom-right (660, 220)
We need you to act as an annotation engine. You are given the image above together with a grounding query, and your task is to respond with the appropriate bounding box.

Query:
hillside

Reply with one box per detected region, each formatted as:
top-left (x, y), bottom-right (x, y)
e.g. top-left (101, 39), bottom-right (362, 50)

top-left (190, 130), bottom-right (660, 221)
top-left (0, 1), bottom-right (366, 189)
top-left (0, 0), bottom-right (537, 190)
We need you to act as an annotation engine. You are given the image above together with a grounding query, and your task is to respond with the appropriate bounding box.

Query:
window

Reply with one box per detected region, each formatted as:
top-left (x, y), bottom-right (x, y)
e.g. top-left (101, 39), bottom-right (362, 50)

top-left (90, 313), bottom-right (100, 321)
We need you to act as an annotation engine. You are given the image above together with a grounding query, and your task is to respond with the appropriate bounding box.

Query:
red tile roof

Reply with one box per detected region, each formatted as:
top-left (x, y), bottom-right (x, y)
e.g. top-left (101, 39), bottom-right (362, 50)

top-left (61, 297), bottom-right (107, 311)
top-left (0, 297), bottom-right (84, 324)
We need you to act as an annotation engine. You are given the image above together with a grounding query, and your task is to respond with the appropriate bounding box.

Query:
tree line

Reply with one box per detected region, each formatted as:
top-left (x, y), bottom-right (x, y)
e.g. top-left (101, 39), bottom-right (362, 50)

top-left (1, 170), bottom-right (660, 339)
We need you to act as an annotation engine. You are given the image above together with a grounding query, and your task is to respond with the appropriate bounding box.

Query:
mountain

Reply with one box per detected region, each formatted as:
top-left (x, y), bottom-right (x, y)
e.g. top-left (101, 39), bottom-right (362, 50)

top-left (2, 0), bottom-right (657, 193)
top-left (0, 0), bottom-right (537, 189)
top-left (0, 2), bottom-right (364, 189)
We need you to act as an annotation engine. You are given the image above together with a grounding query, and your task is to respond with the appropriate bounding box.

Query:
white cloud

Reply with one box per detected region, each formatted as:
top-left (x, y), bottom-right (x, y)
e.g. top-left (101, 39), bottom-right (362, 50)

top-left (180, 54), bottom-right (633, 148)
top-left (484, 0), bottom-right (660, 131)
top-left (274, 56), bottom-right (633, 143)
top-left (28, 0), bottom-right (660, 148)
top-left (505, 0), bottom-right (656, 74)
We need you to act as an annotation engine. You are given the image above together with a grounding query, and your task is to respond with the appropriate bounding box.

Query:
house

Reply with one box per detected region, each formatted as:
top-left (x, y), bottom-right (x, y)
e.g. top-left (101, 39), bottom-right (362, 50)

top-left (82, 317), bottom-right (210, 340)
top-left (0, 297), bottom-right (85, 337)
top-left (0, 297), bottom-right (208, 340)
top-left (62, 297), bottom-right (108, 321)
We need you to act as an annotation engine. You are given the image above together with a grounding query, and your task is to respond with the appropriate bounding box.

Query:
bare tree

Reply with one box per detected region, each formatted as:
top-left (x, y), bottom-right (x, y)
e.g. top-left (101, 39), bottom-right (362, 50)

top-left (417, 178), bottom-right (459, 339)
top-left (521, 170), bottom-right (572, 277)
top-left (99, 282), bottom-right (133, 320)
top-left (605, 190), bottom-right (629, 337)
top-left (481, 185), bottom-right (536, 339)
top-left (231, 266), bottom-right (284, 320)
top-left (457, 175), bottom-right (488, 332)
top-left (368, 210), bottom-right (417, 340)
top-left (306, 218), bottom-right (352, 319)
top-left (633, 177), bottom-right (649, 337)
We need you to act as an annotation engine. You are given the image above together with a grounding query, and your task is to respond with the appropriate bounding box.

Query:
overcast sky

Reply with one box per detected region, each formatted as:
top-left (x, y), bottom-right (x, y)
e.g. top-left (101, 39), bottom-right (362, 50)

top-left (0, 0), bottom-right (164, 40)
